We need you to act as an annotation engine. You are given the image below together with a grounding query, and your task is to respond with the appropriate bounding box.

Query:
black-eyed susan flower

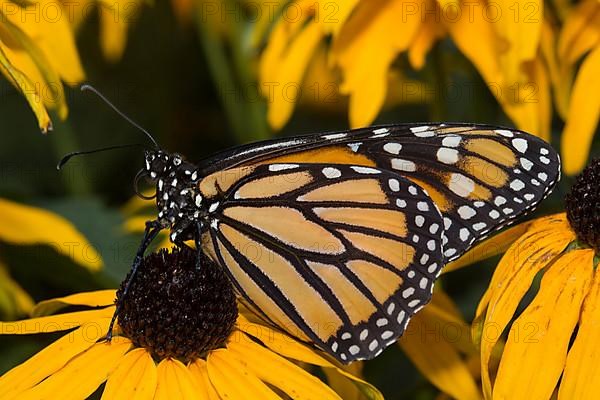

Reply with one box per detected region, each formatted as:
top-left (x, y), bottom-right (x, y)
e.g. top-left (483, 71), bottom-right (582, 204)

top-left (472, 158), bottom-right (600, 399)
top-left (0, 246), bottom-right (382, 399)
top-left (0, 0), bottom-right (84, 132)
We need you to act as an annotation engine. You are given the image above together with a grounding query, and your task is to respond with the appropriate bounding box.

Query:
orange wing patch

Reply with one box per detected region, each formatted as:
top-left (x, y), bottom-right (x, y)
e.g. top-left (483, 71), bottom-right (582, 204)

top-left (257, 146), bottom-right (377, 167)
top-left (298, 179), bottom-right (389, 204)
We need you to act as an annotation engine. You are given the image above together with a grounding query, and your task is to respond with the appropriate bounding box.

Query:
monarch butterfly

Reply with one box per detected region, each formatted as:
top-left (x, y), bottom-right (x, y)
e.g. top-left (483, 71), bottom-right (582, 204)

top-left (65, 86), bottom-right (560, 364)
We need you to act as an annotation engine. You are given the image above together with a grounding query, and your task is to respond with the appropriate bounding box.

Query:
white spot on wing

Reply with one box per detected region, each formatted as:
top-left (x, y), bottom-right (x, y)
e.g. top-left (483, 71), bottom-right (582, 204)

top-left (269, 164), bottom-right (299, 171)
top-left (391, 158), bottom-right (416, 172)
top-left (322, 167), bottom-right (342, 179)
top-left (383, 143), bottom-right (402, 155)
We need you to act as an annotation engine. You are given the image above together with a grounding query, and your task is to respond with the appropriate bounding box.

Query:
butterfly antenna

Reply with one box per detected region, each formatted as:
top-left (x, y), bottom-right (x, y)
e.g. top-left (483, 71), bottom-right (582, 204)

top-left (80, 84), bottom-right (160, 149)
top-left (57, 143), bottom-right (143, 170)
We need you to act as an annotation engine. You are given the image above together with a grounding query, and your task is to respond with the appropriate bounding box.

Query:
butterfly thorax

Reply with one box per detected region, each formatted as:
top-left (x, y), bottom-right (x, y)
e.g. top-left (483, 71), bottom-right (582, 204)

top-left (144, 150), bottom-right (205, 242)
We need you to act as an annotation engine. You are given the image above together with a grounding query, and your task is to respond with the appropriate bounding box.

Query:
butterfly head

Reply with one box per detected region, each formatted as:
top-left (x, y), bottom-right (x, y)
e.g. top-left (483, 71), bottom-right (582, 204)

top-left (144, 150), bottom-right (184, 180)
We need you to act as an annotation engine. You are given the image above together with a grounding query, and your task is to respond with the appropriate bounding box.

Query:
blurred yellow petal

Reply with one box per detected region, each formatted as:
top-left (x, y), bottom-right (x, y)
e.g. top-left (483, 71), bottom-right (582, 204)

top-left (0, 319), bottom-right (110, 399)
top-left (559, 263), bottom-right (600, 399)
top-left (18, 339), bottom-right (131, 400)
top-left (0, 307), bottom-right (113, 334)
top-left (400, 292), bottom-right (480, 400)
top-left (408, 0), bottom-right (446, 70)
top-left (0, 261), bottom-right (34, 319)
top-left (208, 348), bottom-right (281, 399)
top-left (445, 0), bottom-right (502, 87)
top-left (476, 214), bottom-right (575, 397)
top-left (541, 20), bottom-right (571, 120)
top-left (102, 348), bottom-right (157, 400)
top-left (228, 336), bottom-right (342, 399)
top-left (493, 0), bottom-right (543, 84)
top-left (444, 221), bottom-right (533, 273)
top-left (332, 0), bottom-right (421, 128)
top-left (32, 290), bottom-right (115, 317)
top-left (322, 363), bottom-right (365, 400)
top-left (0, 197), bottom-right (103, 271)
top-left (0, 43), bottom-right (51, 132)
top-left (99, 0), bottom-right (142, 63)
top-left (265, 21), bottom-right (323, 130)
top-left (557, 0), bottom-right (600, 65)
top-left (188, 359), bottom-right (220, 400)
top-left (493, 250), bottom-right (594, 399)
top-left (154, 358), bottom-right (201, 400)
top-left (561, 45), bottom-right (600, 175)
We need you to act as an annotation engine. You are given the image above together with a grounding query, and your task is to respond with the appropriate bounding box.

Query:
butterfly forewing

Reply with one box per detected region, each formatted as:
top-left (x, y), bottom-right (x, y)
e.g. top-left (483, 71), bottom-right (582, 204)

top-left (199, 163), bottom-right (444, 362)
top-left (202, 124), bottom-right (559, 262)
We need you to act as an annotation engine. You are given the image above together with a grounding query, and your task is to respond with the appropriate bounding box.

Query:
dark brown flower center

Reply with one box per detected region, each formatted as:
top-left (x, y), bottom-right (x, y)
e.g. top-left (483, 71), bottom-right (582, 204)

top-left (116, 246), bottom-right (237, 363)
top-left (566, 158), bottom-right (600, 253)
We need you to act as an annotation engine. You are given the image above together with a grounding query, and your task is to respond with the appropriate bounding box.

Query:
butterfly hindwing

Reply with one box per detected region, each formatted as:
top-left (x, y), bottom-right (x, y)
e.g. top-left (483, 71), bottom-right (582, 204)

top-left (199, 123), bottom-right (560, 262)
top-left (199, 163), bottom-right (444, 362)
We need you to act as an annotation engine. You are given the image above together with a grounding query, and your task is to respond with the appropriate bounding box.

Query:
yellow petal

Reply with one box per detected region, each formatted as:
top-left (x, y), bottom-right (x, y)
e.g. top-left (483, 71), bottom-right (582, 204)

top-left (492, 0), bottom-right (543, 84)
top-left (493, 249), bottom-right (594, 399)
top-left (322, 363), bottom-right (365, 400)
top-left (557, 0), bottom-right (600, 65)
top-left (477, 214), bottom-right (575, 397)
top-left (99, 1), bottom-right (142, 63)
top-left (0, 319), bottom-right (111, 398)
top-left (3, 0), bottom-right (85, 83)
top-left (561, 45), bottom-right (600, 175)
top-left (234, 318), bottom-right (383, 400)
top-left (0, 307), bottom-right (114, 334)
top-left (187, 359), bottom-right (220, 400)
top-left (444, 221), bottom-right (533, 273)
top-left (0, 197), bottom-right (103, 270)
top-left (102, 348), bottom-right (157, 400)
top-left (541, 20), bottom-right (571, 120)
top-left (400, 294), bottom-right (480, 400)
top-left (332, 0), bottom-right (422, 127)
top-left (0, 261), bottom-right (34, 318)
top-left (265, 21), bottom-right (324, 130)
top-left (559, 260), bottom-right (600, 399)
top-left (208, 348), bottom-right (281, 399)
top-left (227, 336), bottom-right (342, 400)
top-left (17, 339), bottom-right (130, 400)
top-left (32, 290), bottom-right (116, 317)
top-left (408, 0), bottom-right (446, 70)
top-left (0, 43), bottom-right (51, 132)
top-left (154, 358), bottom-right (201, 400)
top-left (445, 0), bottom-right (502, 86)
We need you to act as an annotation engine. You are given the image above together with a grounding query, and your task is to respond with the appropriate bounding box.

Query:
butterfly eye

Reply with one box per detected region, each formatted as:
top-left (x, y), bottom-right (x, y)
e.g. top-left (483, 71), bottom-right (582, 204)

top-left (134, 169), bottom-right (157, 200)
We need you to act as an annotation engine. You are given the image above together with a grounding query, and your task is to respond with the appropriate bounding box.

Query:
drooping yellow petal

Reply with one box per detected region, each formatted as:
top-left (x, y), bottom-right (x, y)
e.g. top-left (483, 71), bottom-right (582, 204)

top-left (234, 319), bottom-right (384, 400)
top-left (560, 259), bottom-right (600, 399)
top-left (0, 261), bottom-right (34, 318)
top-left (32, 290), bottom-right (116, 317)
top-left (331, 0), bottom-right (422, 128)
top-left (557, 0), bottom-right (600, 65)
top-left (492, 0), bottom-right (543, 85)
top-left (493, 249), bottom-right (594, 399)
top-left (208, 348), bottom-right (281, 399)
top-left (322, 363), bottom-right (365, 400)
top-left (17, 338), bottom-right (130, 400)
top-left (228, 336), bottom-right (342, 400)
top-left (561, 45), bottom-right (600, 175)
top-left (0, 197), bottom-right (103, 270)
top-left (444, 221), bottom-right (533, 273)
top-left (408, 0), bottom-right (446, 70)
top-left (154, 358), bottom-right (201, 400)
top-left (102, 348), bottom-right (157, 400)
top-left (476, 214), bottom-right (575, 397)
top-left (445, 0), bottom-right (502, 87)
top-left (188, 359), bottom-right (220, 400)
top-left (0, 44), bottom-right (51, 132)
top-left (541, 20), bottom-right (571, 120)
top-left (99, 0), bottom-right (142, 63)
top-left (1, 307), bottom-right (114, 337)
top-left (265, 21), bottom-right (324, 130)
top-left (400, 292), bottom-right (480, 400)
top-left (0, 319), bottom-right (111, 399)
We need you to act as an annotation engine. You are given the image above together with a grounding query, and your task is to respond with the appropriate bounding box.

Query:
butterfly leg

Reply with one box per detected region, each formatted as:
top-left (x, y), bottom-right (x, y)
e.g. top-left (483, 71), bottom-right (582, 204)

top-left (194, 222), bottom-right (203, 271)
top-left (103, 220), bottom-right (162, 341)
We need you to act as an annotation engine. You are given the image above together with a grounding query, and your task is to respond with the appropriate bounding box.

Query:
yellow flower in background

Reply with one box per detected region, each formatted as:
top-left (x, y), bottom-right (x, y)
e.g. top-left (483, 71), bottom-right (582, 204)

top-left (559, 0), bottom-right (600, 175)
top-left (0, 0), bottom-right (85, 132)
top-left (0, 247), bottom-right (381, 400)
top-left (0, 197), bottom-right (102, 318)
top-left (473, 158), bottom-right (600, 399)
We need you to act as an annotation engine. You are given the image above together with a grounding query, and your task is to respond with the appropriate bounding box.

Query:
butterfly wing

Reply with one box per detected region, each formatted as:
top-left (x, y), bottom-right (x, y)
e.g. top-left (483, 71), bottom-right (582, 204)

top-left (198, 163), bottom-right (444, 362)
top-left (198, 123), bottom-right (560, 262)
